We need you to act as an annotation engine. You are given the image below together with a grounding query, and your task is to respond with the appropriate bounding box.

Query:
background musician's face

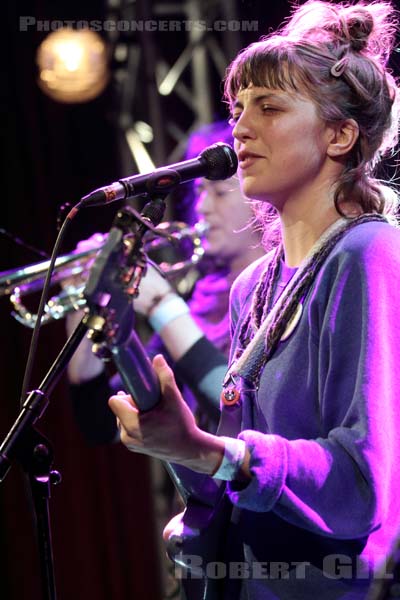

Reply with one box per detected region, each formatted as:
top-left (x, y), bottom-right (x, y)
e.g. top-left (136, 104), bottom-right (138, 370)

top-left (195, 177), bottom-right (259, 261)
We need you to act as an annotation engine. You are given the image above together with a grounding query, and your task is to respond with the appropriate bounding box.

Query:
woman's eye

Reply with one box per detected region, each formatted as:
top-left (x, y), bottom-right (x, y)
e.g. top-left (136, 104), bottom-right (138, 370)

top-left (261, 105), bottom-right (278, 113)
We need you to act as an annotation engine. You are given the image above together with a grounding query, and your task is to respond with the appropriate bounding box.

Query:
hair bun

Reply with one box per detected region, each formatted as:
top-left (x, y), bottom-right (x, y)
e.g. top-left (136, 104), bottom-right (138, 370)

top-left (345, 10), bottom-right (374, 51)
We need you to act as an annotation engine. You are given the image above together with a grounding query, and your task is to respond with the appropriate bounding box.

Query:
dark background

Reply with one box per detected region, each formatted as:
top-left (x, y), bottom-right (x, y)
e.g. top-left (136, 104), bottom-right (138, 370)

top-left (2, 1), bottom-right (398, 599)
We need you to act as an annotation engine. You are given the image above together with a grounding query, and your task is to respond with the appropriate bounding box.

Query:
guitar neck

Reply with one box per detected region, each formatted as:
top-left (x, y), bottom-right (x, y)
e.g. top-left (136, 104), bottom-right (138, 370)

top-left (111, 329), bottom-right (160, 412)
top-left (111, 331), bottom-right (221, 507)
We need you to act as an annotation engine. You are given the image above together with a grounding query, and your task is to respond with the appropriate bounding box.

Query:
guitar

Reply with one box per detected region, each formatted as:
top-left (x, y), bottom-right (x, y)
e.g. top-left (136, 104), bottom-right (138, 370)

top-left (83, 205), bottom-right (231, 598)
top-left (111, 329), bottom-right (232, 600)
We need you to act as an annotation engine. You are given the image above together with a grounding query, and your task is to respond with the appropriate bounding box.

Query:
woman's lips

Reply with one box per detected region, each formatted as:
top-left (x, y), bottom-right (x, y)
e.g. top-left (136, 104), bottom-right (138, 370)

top-left (239, 155), bottom-right (262, 169)
top-left (238, 151), bottom-right (264, 170)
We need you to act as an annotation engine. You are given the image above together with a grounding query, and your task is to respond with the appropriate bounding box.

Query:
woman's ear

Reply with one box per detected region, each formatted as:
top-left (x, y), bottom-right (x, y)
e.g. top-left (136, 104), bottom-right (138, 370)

top-left (327, 118), bottom-right (359, 158)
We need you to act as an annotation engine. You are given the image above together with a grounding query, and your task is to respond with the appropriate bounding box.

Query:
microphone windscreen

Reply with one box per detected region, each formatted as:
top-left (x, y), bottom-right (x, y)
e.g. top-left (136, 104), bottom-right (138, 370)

top-left (200, 142), bottom-right (238, 180)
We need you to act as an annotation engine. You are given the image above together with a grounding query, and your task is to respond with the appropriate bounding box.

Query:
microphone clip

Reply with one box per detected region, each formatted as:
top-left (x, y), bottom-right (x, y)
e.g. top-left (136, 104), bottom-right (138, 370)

top-left (83, 195), bottom-right (167, 347)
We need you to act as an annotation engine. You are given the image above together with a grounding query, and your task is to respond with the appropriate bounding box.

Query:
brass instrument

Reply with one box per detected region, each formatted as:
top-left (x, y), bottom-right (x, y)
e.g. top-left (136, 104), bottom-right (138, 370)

top-left (0, 221), bottom-right (208, 328)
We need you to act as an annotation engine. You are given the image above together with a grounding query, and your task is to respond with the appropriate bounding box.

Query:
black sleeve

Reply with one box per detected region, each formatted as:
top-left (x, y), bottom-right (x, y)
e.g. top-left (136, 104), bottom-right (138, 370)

top-left (69, 371), bottom-right (118, 445)
top-left (70, 337), bottom-right (227, 445)
top-left (174, 336), bottom-right (227, 392)
top-left (68, 334), bottom-right (165, 447)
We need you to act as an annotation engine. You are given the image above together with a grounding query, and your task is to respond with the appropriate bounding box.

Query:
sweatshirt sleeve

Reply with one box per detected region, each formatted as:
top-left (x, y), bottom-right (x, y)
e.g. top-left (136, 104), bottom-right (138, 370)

top-left (226, 224), bottom-right (400, 540)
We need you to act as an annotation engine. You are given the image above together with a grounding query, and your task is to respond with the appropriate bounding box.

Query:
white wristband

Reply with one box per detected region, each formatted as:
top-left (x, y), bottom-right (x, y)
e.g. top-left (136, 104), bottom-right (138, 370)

top-left (212, 436), bottom-right (246, 481)
top-left (148, 294), bottom-right (190, 333)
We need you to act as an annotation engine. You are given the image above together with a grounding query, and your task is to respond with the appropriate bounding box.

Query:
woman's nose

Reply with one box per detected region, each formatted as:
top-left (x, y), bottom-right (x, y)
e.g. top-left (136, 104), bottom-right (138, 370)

top-left (232, 110), bottom-right (256, 142)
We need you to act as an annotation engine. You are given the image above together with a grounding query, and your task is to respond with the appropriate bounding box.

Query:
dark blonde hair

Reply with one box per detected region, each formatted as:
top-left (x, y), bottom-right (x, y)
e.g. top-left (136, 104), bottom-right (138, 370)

top-left (224, 0), bottom-right (400, 240)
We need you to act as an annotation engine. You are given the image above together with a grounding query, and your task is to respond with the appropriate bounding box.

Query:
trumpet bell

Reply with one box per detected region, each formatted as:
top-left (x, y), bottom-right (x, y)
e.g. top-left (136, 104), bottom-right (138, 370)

top-left (0, 248), bottom-right (99, 328)
top-left (0, 248), bottom-right (99, 297)
top-left (0, 221), bottom-right (208, 327)
top-left (9, 284), bottom-right (87, 328)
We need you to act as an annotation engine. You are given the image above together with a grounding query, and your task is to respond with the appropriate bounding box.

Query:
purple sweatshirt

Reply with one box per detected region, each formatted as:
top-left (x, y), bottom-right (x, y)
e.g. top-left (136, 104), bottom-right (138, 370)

top-left (216, 220), bottom-right (400, 599)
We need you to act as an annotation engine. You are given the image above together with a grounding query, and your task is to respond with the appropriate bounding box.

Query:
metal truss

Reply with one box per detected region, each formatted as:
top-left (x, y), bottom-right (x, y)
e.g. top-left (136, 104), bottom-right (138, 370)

top-left (105, 0), bottom-right (243, 173)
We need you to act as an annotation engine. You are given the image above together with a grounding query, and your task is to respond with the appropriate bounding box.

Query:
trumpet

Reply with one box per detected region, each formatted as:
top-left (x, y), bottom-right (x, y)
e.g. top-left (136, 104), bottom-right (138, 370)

top-left (0, 221), bottom-right (208, 328)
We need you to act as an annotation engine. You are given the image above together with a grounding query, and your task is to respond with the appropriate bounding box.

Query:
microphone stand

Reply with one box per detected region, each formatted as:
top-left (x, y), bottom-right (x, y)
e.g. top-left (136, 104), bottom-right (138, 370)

top-left (0, 194), bottom-right (169, 600)
top-left (0, 317), bottom-right (89, 600)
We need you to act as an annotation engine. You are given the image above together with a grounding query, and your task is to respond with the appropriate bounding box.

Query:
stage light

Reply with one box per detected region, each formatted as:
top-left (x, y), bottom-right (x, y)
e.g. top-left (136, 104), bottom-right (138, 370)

top-left (36, 29), bottom-right (109, 103)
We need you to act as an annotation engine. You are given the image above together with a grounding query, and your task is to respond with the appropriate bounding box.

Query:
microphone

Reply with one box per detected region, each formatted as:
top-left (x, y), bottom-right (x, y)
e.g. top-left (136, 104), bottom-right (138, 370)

top-left (81, 142), bottom-right (238, 208)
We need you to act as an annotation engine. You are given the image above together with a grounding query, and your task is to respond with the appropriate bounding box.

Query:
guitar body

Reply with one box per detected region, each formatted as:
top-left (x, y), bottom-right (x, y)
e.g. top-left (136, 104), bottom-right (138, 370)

top-left (169, 491), bottom-right (232, 600)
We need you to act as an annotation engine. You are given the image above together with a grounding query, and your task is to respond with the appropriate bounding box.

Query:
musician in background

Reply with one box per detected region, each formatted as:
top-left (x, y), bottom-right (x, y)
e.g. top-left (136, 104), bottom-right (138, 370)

top-left (66, 121), bottom-right (265, 440)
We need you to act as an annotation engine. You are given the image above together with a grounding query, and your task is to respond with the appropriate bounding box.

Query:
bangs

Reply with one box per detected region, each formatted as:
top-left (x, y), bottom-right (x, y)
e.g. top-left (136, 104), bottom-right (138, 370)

top-left (224, 39), bottom-right (335, 106)
top-left (224, 40), bottom-right (302, 104)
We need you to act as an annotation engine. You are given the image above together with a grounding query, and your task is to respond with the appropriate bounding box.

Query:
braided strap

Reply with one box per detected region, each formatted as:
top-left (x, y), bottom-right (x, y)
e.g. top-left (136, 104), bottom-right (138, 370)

top-left (228, 214), bottom-right (387, 387)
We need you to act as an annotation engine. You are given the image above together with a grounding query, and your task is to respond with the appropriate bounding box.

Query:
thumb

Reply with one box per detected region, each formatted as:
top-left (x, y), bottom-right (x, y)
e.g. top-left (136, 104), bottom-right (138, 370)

top-left (152, 354), bottom-right (178, 397)
top-left (108, 392), bottom-right (138, 419)
top-left (152, 353), bottom-right (172, 377)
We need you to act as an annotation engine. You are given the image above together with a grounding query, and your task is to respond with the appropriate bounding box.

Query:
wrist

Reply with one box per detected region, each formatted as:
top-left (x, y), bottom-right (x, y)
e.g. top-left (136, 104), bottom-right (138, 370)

top-left (183, 429), bottom-right (226, 475)
top-left (148, 293), bottom-right (190, 333)
top-left (212, 436), bottom-right (247, 481)
top-left (145, 289), bottom-right (174, 316)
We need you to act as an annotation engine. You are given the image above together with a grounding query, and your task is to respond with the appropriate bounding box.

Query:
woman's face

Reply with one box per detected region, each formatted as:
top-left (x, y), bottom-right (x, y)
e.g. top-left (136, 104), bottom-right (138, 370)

top-left (195, 176), bottom-right (259, 260)
top-left (230, 85), bottom-right (335, 210)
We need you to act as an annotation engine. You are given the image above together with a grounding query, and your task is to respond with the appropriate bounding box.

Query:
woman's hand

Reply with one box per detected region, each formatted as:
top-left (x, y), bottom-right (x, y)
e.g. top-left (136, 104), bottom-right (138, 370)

top-left (108, 354), bottom-right (224, 474)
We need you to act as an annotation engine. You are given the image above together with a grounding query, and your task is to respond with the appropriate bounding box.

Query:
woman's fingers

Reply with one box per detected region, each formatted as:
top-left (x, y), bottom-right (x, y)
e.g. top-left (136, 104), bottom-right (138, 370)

top-left (108, 392), bottom-right (138, 422)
